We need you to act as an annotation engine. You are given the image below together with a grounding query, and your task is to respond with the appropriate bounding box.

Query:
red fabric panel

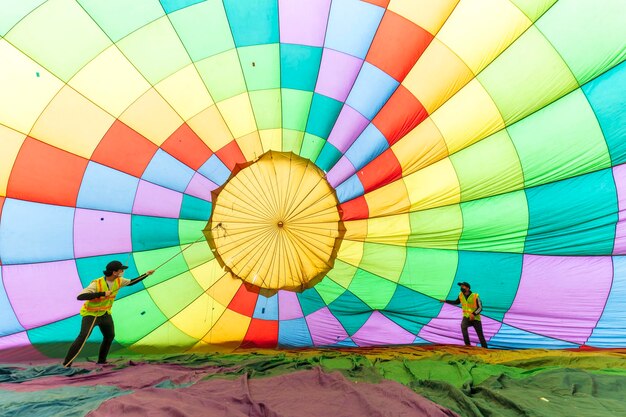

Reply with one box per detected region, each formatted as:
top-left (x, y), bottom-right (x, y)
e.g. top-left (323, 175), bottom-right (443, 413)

top-left (215, 141), bottom-right (246, 171)
top-left (161, 124), bottom-right (213, 170)
top-left (91, 121), bottom-right (158, 177)
top-left (227, 283), bottom-right (259, 317)
top-left (339, 195), bottom-right (369, 221)
top-left (241, 319), bottom-right (278, 348)
top-left (366, 11), bottom-right (433, 81)
top-left (7, 138), bottom-right (88, 207)
top-left (373, 85), bottom-right (428, 146)
top-left (357, 149), bottom-right (402, 193)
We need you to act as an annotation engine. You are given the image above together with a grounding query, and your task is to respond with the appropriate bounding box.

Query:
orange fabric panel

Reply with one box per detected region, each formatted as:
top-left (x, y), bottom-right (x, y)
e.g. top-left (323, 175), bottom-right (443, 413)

top-left (357, 148), bottom-right (402, 193)
top-left (372, 85), bottom-right (428, 145)
top-left (241, 318), bottom-right (278, 348)
top-left (161, 123), bottom-right (213, 170)
top-left (362, 0), bottom-right (390, 7)
top-left (7, 138), bottom-right (88, 207)
top-left (91, 120), bottom-right (158, 178)
top-left (227, 282), bottom-right (259, 317)
top-left (215, 140), bottom-right (246, 171)
top-left (339, 195), bottom-right (369, 221)
top-left (366, 11), bottom-right (433, 81)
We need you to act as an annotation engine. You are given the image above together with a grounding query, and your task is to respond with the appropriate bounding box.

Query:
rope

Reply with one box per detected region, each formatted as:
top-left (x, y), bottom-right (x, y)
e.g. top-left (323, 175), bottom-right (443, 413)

top-left (63, 315), bottom-right (98, 367)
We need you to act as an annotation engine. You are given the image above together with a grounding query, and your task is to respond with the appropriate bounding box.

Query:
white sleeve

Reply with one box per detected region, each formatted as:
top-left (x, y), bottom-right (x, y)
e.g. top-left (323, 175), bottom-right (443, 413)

top-left (78, 281), bottom-right (99, 296)
top-left (119, 278), bottom-right (132, 288)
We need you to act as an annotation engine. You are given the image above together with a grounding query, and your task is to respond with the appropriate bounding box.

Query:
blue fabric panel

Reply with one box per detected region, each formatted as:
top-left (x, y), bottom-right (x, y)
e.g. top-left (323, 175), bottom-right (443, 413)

top-left (142, 149), bottom-right (196, 193)
top-left (0, 199), bottom-right (75, 264)
top-left (253, 293), bottom-right (279, 320)
top-left (587, 256), bottom-right (626, 347)
top-left (278, 317), bottom-right (313, 347)
top-left (344, 124), bottom-right (388, 171)
top-left (490, 323), bottom-right (578, 349)
top-left (198, 154), bottom-right (231, 186)
top-left (345, 62), bottom-right (399, 120)
top-left (0, 268), bottom-right (25, 336)
top-left (324, 0), bottom-right (384, 59)
top-left (160, 0), bottom-right (204, 14)
top-left (77, 162), bottom-right (139, 214)
top-left (335, 174), bottom-right (364, 203)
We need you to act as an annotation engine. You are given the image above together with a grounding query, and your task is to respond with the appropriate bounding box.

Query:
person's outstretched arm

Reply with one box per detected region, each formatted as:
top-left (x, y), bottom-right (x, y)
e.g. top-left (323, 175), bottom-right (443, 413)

top-left (440, 296), bottom-right (461, 305)
top-left (126, 270), bottom-right (155, 287)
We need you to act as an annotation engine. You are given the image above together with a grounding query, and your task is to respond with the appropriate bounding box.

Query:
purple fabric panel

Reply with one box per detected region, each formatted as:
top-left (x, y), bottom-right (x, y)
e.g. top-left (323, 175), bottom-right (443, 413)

top-left (418, 303), bottom-right (501, 346)
top-left (326, 156), bottom-right (356, 188)
top-left (0, 332), bottom-right (48, 362)
top-left (351, 311), bottom-right (416, 346)
top-left (184, 173), bottom-right (217, 202)
top-left (503, 255), bottom-right (613, 344)
top-left (305, 307), bottom-right (348, 346)
top-left (3, 261), bottom-right (83, 330)
top-left (327, 105), bottom-right (369, 152)
top-left (132, 180), bottom-right (183, 218)
top-left (73, 209), bottom-right (131, 258)
top-left (315, 48), bottom-right (363, 102)
top-left (88, 369), bottom-right (459, 417)
top-left (278, 290), bottom-right (303, 320)
top-left (279, 0), bottom-right (331, 47)
top-left (612, 164), bottom-right (626, 254)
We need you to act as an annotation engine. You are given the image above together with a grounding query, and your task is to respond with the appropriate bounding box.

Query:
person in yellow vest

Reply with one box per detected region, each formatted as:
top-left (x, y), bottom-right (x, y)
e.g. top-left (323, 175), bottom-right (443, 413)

top-left (440, 282), bottom-right (488, 348)
top-left (62, 260), bottom-right (154, 367)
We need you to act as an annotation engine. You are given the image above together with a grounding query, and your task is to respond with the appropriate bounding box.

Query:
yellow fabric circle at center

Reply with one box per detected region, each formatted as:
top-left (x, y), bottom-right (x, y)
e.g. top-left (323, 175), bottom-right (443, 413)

top-left (204, 151), bottom-right (344, 292)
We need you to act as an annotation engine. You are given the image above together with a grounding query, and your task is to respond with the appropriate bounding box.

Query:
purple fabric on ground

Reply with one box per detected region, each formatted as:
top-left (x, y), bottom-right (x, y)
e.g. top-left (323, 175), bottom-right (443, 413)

top-left (87, 368), bottom-right (458, 417)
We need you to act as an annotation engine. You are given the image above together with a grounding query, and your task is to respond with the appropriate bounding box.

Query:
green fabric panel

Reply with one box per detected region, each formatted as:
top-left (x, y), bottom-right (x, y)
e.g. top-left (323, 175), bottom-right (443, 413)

top-left (76, 254), bottom-right (144, 298)
top-left (450, 130), bottom-right (524, 202)
top-left (133, 246), bottom-right (191, 287)
top-left (78, 0), bottom-right (164, 42)
top-left (168, 0), bottom-right (234, 61)
top-left (28, 315), bottom-right (97, 358)
top-left (196, 49), bottom-right (246, 101)
top-left (112, 290), bottom-right (168, 345)
top-left (281, 89), bottom-right (313, 131)
top-left (131, 321), bottom-right (199, 353)
top-left (147, 271), bottom-right (204, 318)
top-left (524, 168), bottom-right (618, 255)
top-left (0, 0), bottom-right (45, 36)
top-left (223, 0), bottom-right (279, 47)
top-left (249, 89), bottom-right (282, 129)
top-left (299, 133), bottom-right (325, 162)
top-left (315, 142), bottom-right (342, 173)
top-left (454, 251), bottom-right (523, 321)
top-left (459, 191), bottom-right (529, 253)
top-left (347, 269), bottom-right (396, 310)
top-left (305, 93), bottom-right (343, 139)
top-left (280, 44), bottom-right (323, 91)
top-left (536, 0), bottom-right (626, 84)
top-left (326, 258), bottom-right (358, 289)
top-left (407, 205), bottom-right (463, 250)
top-left (328, 291), bottom-right (373, 336)
top-left (238, 44), bottom-right (280, 90)
top-left (180, 194), bottom-right (212, 221)
top-left (5, 0), bottom-right (112, 82)
top-left (398, 248), bottom-right (458, 299)
top-left (509, 89), bottom-right (611, 188)
top-left (509, 0), bottom-right (557, 21)
top-left (359, 243), bottom-right (406, 282)
top-left (282, 129), bottom-right (305, 154)
top-left (178, 219), bottom-right (206, 244)
top-left (383, 285), bottom-right (441, 334)
top-left (116, 16), bottom-right (191, 84)
top-left (477, 26), bottom-right (578, 124)
top-left (315, 277), bottom-right (346, 305)
top-left (297, 288), bottom-right (326, 316)
top-left (0, 385), bottom-right (128, 417)
top-left (131, 215), bottom-right (180, 251)
top-left (182, 242), bottom-right (214, 271)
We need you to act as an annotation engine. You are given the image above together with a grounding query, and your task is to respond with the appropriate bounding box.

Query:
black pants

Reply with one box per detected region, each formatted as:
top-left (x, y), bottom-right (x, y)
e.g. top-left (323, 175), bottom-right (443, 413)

top-left (63, 313), bottom-right (115, 366)
top-left (461, 317), bottom-right (488, 348)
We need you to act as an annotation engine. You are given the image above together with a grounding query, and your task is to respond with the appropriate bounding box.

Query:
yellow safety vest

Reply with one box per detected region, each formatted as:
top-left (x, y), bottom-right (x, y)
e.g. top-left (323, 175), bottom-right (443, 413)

top-left (459, 292), bottom-right (481, 321)
top-left (80, 277), bottom-right (122, 317)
